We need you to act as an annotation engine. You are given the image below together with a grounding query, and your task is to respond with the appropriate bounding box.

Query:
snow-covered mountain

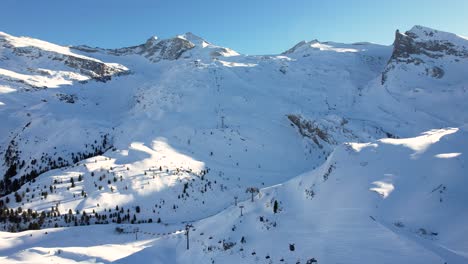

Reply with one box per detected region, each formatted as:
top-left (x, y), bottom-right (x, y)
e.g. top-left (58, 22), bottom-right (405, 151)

top-left (0, 26), bottom-right (467, 264)
top-left (74, 32), bottom-right (239, 62)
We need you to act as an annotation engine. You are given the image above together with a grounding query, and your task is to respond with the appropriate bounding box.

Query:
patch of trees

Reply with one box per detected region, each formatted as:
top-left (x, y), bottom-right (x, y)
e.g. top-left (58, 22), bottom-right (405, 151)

top-left (0, 207), bottom-right (45, 232)
top-left (1, 134), bottom-right (112, 196)
top-left (0, 202), bottom-right (166, 232)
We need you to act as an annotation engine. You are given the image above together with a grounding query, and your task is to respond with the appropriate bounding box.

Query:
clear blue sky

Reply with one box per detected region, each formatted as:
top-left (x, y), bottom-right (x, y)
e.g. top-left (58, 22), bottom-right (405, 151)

top-left (2, 0), bottom-right (467, 54)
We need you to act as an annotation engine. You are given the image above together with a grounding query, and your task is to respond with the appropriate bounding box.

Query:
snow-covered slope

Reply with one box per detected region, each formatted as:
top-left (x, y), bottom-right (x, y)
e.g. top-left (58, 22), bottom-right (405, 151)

top-left (119, 126), bottom-right (468, 264)
top-left (0, 26), bottom-right (467, 264)
top-left (0, 32), bottom-right (128, 89)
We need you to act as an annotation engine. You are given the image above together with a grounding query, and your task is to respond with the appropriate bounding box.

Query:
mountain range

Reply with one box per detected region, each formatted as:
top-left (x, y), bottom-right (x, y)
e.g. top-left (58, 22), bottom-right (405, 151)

top-left (0, 25), bottom-right (467, 264)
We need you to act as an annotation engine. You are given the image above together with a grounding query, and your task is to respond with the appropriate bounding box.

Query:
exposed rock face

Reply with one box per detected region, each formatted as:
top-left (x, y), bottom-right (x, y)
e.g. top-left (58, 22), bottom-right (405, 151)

top-left (287, 114), bottom-right (331, 147)
top-left (426, 66), bottom-right (444, 78)
top-left (56, 93), bottom-right (77, 103)
top-left (73, 33), bottom-right (239, 63)
top-left (391, 27), bottom-right (468, 61)
top-left (287, 114), bottom-right (397, 151)
top-left (139, 36), bottom-right (195, 62)
top-left (382, 26), bottom-right (468, 84)
top-left (77, 36), bottom-right (196, 62)
top-left (63, 55), bottom-right (128, 82)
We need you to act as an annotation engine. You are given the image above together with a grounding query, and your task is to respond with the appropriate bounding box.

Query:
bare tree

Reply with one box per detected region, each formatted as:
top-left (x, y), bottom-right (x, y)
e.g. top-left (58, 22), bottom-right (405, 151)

top-left (246, 187), bottom-right (259, 202)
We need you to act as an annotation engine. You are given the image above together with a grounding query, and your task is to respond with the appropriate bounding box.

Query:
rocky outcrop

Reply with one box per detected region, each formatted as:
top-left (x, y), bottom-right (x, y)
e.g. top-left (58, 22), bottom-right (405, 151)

top-left (382, 26), bottom-right (468, 84)
top-left (76, 36), bottom-right (196, 62)
top-left (390, 27), bottom-right (468, 61)
top-left (287, 114), bottom-right (331, 148)
top-left (139, 36), bottom-right (195, 62)
top-left (74, 33), bottom-right (239, 63)
top-left (62, 55), bottom-right (128, 82)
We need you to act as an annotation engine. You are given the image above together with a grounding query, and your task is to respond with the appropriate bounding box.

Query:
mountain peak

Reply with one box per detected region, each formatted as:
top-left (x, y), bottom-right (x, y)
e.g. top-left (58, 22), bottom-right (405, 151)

top-left (137, 32), bottom-right (240, 61)
top-left (403, 25), bottom-right (468, 45)
top-left (282, 39), bottom-right (324, 54)
top-left (408, 25), bottom-right (438, 35)
top-left (146, 35), bottom-right (159, 42)
top-left (391, 25), bottom-right (468, 59)
top-left (139, 34), bottom-right (195, 62)
top-left (382, 25), bottom-right (468, 84)
top-left (180, 32), bottom-right (206, 44)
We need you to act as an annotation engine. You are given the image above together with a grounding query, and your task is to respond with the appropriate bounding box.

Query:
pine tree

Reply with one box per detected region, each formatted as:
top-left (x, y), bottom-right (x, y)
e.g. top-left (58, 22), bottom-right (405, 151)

top-left (273, 200), bottom-right (278, 214)
top-left (14, 192), bottom-right (22, 203)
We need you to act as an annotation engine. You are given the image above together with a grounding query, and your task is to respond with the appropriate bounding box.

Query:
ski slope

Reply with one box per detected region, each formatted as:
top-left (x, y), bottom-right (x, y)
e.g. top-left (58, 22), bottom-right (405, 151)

top-left (0, 25), bottom-right (467, 263)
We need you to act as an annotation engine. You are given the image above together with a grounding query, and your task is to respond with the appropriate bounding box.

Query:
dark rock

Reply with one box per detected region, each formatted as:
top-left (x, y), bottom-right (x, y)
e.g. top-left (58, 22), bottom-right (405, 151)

top-left (382, 26), bottom-right (467, 84)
